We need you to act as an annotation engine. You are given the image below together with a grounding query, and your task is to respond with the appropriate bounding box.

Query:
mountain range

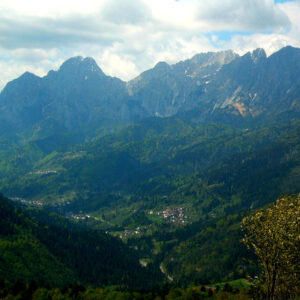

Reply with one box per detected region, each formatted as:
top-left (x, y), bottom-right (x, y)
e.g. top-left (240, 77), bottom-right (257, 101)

top-left (0, 45), bottom-right (300, 287)
top-left (1, 46), bottom-right (300, 144)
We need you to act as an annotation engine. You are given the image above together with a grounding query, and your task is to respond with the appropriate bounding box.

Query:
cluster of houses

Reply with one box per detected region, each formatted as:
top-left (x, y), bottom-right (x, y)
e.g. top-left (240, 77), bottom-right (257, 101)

top-left (118, 224), bottom-right (155, 239)
top-left (28, 170), bottom-right (58, 175)
top-left (67, 213), bottom-right (92, 221)
top-left (9, 197), bottom-right (43, 206)
top-left (36, 170), bottom-right (57, 175)
top-left (117, 206), bottom-right (189, 240)
top-left (156, 206), bottom-right (187, 224)
top-left (118, 227), bottom-right (143, 239)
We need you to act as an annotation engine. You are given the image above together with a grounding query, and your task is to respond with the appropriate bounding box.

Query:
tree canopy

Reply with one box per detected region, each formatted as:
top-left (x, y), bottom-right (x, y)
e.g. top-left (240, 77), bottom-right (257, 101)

top-left (242, 194), bottom-right (300, 300)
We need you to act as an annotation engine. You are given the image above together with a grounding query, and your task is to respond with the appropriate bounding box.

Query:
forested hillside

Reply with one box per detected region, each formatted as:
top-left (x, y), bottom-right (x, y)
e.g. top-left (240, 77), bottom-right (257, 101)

top-left (2, 118), bottom-right (299, 211)
top-left (0, 194), bottom-right (163, 288)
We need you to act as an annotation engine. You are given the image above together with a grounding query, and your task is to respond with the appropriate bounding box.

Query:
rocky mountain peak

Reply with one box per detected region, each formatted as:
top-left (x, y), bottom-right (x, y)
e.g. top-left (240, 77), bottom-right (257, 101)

top-left (154, 61), bottom-right (171, 70)
top-left (250, 48), bottom-right (267, 63)
top-left (268, 46), bottom-right (300, 66)
top-left (19, 71), bottom-right (40, 80)
top-left (0, 71), bottom-right (41, 100)
top-left (190, 50), bottom-right (238, 66)
top-left (58, 56), bottom-right (105, 76)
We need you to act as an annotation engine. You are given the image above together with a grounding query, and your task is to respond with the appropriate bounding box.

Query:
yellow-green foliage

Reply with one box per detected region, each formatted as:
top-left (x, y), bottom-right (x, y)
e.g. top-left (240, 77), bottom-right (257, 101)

top-left (242, 194), bottom-right (300, 300)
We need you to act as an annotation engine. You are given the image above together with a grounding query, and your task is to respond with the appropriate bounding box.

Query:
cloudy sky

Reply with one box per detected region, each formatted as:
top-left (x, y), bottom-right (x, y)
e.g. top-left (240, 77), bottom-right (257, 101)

top-left (0, 0), bottom-right (299, 89)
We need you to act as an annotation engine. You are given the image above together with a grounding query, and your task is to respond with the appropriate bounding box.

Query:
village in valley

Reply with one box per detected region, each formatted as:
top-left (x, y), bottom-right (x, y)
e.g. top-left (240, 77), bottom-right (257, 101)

top-left (117, 206), bottom-right (189, 240)
top-left (9, 193), bottom-right (191, 242)
top-left (155, 206), bottom-right (187, 225)
top-left (9, 197), bottom-right (43, 207)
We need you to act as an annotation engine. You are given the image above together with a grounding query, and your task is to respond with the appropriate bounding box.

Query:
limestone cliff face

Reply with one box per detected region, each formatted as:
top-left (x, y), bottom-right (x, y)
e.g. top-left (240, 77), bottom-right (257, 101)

top-left (202, 46), bottom-right (300, 122)
top-left (126, 50), bottom-right (238, 117)
top-left (127, 46), bottom-right (300, 124)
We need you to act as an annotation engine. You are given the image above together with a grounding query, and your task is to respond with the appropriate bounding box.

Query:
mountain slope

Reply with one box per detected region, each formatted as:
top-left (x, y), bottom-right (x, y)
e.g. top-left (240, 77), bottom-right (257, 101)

top-left (162, 213), bottom-right (254, 284)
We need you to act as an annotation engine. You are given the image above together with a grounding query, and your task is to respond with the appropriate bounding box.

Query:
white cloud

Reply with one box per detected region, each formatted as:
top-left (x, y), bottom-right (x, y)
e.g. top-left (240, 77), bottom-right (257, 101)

top-left (102, 0), bottom-right (151, 25)
top-left (217, 1), bottom-right (300, 55)
top-left (0, 0), bottom-right (299, 90)
top-left (225, 33), bottom-right (293, 55)
top-left (0, 0), bottom-right (103, 17)
top-left (196, 0), bottom-right (290, 31)
top-left (0, 60), bottom-right (51, 90)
